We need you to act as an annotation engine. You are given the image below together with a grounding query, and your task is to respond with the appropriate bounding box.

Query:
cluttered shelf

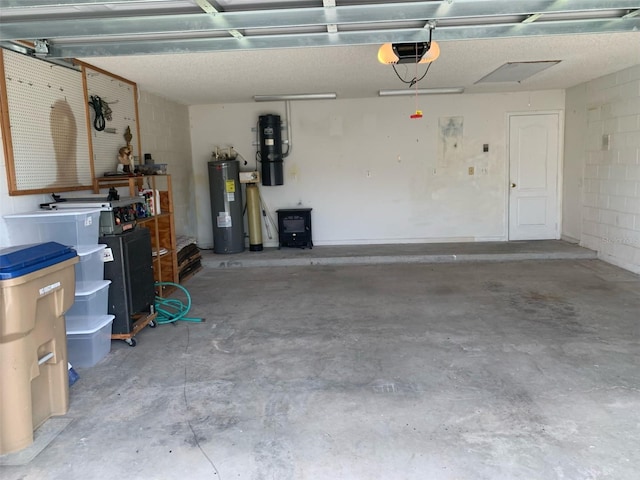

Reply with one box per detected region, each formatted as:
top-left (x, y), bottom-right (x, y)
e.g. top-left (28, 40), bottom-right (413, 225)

top-left (93, 174), bottom-right (171, 193)
top-left (93, 174), bottom-right (179, 287)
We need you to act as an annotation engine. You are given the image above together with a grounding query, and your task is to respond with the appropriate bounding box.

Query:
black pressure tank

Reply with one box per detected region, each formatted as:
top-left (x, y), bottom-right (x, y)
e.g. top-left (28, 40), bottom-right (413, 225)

top-left (259, 114), bottom-right (284, 186)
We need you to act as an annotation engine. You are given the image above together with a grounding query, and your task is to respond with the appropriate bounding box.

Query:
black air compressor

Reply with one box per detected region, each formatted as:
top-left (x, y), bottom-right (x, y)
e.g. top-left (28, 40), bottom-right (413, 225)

top-left (258, 114), bottom-right (284, 186)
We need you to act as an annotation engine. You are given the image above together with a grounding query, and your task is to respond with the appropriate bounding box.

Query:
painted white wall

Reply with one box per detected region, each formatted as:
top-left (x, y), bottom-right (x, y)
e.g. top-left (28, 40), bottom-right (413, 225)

top-left (189, 91), bottom-right (565, 248)
top-left (565, 65), bottom-right (640, 273)
top-left (137, 90), bottom-right (195, 237)
top-left (562, 84), bottom-right (587, 243)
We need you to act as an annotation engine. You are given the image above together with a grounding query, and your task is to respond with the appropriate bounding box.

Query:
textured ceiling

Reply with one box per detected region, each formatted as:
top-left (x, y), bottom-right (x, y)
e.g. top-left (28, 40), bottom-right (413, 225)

top-left (2, 1), bottom-right (639, 105)
top-left (81, 32), bottom-right (640, 105)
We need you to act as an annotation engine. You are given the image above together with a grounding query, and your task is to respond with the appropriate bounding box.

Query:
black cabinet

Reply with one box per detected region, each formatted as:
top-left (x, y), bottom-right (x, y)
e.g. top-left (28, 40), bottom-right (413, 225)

top-left (99, 227), bottom-right (156, 335)
top-left (277, 208), bottom-right (313, 249)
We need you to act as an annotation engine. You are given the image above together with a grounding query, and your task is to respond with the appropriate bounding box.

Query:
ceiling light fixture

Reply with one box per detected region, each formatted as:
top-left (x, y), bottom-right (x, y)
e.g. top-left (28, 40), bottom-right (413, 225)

top-left (377, 24), bottom-right (440, 92)
top-left (379, 87), bottom-right (465, 96)
top-left (254, 93), bottom-right (337, 102)
top-left (378, 23), bottom-right (440, 67)
top-left (377, 40), bottom-right (440, 65)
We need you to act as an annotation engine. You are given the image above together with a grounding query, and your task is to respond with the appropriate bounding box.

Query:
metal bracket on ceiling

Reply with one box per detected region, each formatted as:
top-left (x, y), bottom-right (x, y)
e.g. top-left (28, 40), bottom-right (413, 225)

top-left (323, 0), bottom-right (338, 34)
top-left (34, 39), bottom-right (49, 57)
top-left (195, 0), bottom-right (244, 39)
top-left (195, 0), bottom-right (219, 15)
top-left (0, 39), bottom-right (79, 71)
top-left (523, 13), bottom-right (543, 24)
top-left (424, 20), bottom-right (437, 31)
top-left (423, 21), bottom-right (437, 46)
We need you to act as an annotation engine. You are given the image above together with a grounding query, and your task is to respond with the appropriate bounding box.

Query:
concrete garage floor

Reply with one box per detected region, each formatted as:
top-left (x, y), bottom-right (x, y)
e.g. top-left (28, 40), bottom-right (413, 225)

top-left (2, 242), bottom-right (640, 479)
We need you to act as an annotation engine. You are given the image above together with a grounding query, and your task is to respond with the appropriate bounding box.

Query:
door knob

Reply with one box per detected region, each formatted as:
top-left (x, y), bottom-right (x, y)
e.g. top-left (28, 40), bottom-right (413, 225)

top-left (511, 183), bottom-right (516, 188)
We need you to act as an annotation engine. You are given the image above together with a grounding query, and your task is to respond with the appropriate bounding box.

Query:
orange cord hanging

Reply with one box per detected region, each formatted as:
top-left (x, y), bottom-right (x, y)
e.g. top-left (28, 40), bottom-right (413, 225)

top-left (410, 53), bottom-right (423, 119)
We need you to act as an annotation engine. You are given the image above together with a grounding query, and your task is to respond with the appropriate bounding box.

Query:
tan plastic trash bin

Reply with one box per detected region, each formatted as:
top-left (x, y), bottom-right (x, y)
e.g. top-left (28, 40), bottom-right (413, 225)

top-left (0, 242), bottom-right (78, 455)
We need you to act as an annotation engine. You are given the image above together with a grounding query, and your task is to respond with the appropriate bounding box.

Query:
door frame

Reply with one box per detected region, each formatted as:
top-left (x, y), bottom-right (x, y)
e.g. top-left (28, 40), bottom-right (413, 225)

top-left (504, 110), bottom-right (565, 241)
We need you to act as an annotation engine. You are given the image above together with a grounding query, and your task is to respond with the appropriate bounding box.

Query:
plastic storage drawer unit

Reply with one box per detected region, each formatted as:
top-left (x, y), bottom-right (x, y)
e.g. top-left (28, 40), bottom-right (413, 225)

top-left (0, 242), bottom-right (78, 455)
top-left (66, 280), bottom-right (111, 319)
top-left (66, 314), bottom-right (114, 368)
top-left (4, 208), bottom-right (102, 247)
top-left (74, 244), bottom-right (106, 283)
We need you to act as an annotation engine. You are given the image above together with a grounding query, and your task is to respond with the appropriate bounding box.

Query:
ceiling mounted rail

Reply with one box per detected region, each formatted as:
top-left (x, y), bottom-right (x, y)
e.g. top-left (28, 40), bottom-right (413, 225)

top-left (32, 17), bottom-right (640, 59)
top-left (3, 0), bottom-right (638, 16)
top-left (1, 1), bottom-right (639, 58)
top-left (1, 0), bottom-right (640, 42)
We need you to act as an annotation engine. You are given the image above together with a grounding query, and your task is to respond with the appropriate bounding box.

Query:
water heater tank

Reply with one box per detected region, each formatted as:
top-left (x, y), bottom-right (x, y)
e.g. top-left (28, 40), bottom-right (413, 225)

top-left (208, 159), bottom-right (244, 254)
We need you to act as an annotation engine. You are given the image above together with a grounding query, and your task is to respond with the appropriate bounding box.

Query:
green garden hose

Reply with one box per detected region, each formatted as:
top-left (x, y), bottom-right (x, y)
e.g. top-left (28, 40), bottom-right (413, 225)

top-left (154, 282), bottom-right (204, 324)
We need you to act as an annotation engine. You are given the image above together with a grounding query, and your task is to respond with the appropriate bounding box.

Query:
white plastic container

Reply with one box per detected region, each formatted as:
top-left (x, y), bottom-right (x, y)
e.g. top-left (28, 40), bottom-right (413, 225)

top-left (74, 245), bottom-right (106, 283)
top-left (66, 280), bottom-right (111, 318)
top-left (66, 315), bottom-right (114, 368)
top-left (4, 208), bottom-right (102, 248)
top-left (65, 312), bottom-right (112, 332)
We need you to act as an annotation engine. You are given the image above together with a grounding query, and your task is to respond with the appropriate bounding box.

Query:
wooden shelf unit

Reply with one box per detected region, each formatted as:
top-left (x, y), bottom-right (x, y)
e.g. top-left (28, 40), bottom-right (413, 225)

top-left (93, 174), bottom-right (179, 292)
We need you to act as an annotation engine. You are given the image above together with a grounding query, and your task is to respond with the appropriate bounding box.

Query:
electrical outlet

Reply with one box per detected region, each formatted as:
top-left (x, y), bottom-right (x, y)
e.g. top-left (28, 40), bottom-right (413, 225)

top-left (468, 166), bottom-right (475, 176)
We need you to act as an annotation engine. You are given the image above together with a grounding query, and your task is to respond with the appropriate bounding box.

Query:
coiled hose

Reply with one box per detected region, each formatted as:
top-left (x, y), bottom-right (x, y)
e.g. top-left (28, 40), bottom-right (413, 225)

top-left (154, 282), bottom-right (203, 324)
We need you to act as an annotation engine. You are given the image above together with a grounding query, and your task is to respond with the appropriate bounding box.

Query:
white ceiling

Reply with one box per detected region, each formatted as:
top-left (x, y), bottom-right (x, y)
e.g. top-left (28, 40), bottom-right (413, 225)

top-left (81, 32), bottom-right (640, 105)
top-left (2, 1), bottom-right (639, 105)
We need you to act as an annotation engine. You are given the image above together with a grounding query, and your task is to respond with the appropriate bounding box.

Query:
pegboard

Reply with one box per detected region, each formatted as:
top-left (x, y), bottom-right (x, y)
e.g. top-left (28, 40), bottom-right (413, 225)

top-left (1, 50), bottom-right (92, 193)
top-left (84, 65), bottom-right (140, 176)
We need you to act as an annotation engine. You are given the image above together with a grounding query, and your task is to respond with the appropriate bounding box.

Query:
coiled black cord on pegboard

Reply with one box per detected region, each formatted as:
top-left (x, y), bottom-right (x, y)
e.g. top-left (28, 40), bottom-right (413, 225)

top-left (89, 95), bottom-right (105, 131)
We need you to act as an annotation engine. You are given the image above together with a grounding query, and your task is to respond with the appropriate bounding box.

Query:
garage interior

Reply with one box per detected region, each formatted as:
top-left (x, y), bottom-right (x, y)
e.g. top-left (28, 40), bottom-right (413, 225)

top-left (1, 1), bottom-right (640, 479)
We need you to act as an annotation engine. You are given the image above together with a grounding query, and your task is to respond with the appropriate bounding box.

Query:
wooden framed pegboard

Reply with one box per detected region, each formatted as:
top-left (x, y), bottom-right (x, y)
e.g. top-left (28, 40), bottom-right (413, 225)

top-left (0, 49), bottom-right (93, 194)
top-left (80, 62), bottom-right (141, 177)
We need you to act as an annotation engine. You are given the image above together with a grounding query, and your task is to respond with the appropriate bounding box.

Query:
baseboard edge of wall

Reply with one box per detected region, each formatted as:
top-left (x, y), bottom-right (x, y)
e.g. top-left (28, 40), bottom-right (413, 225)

top-left (561, 234), bottom-right (580, 244)
top-left (597, 252), bottom-right (640, 276)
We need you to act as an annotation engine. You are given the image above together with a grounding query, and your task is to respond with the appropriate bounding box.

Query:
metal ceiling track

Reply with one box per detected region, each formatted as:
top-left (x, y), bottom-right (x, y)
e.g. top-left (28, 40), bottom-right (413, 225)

top-left (1, 0), bottom-right (639, 58)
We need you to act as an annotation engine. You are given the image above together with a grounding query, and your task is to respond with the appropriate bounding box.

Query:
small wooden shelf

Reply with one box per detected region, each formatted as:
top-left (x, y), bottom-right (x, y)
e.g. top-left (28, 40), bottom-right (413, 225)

top-left (94, 174), bottom-right (179, 287)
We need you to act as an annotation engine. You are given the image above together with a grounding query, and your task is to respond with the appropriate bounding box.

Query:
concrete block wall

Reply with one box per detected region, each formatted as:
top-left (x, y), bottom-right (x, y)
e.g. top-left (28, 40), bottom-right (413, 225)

top-left (569, 65), bottom-right (640, 273)
top-left (137, 91), bottom-right (195, 237)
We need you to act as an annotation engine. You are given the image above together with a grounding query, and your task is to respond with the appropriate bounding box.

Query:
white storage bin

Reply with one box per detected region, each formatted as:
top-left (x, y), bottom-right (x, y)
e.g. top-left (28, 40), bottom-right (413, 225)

top-left (65, 312), bottom-right (113, 332)
top-left (4, 208), bottom-right (101, 248)
top-left (66, 315), bottom-right (114, 368)
top-left (66, 280), bottom-right (111, 318)
top-left (74, 244), bottom-right (106, 283)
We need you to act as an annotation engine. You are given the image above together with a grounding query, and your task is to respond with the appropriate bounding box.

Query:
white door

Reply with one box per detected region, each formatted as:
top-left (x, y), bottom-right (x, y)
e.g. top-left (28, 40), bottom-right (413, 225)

top-left (508, 113), bottom-right (560, 240)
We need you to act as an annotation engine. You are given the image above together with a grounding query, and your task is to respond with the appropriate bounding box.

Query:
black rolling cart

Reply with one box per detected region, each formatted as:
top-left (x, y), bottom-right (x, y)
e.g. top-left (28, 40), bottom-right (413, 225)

top-left (99, 226), bottom-right (157, 346)
top-left (277, 208), bottom-right (313, 249)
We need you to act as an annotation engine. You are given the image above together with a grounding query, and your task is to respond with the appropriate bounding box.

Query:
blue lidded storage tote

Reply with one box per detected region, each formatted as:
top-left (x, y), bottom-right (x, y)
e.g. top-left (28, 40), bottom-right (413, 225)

top-left (0, 242), bottom-right (77, 280)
